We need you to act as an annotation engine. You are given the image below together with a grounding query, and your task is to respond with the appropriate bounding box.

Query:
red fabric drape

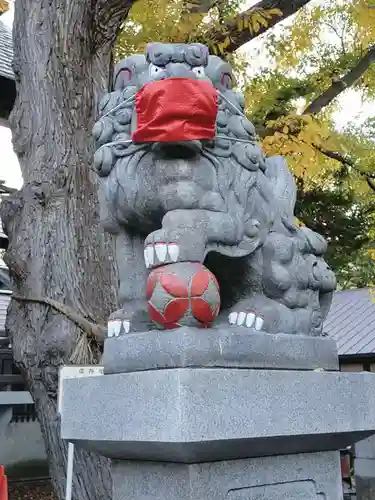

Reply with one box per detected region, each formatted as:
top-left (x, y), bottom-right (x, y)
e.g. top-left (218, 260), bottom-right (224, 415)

top-left (132, 78), bottom-right (218, 143)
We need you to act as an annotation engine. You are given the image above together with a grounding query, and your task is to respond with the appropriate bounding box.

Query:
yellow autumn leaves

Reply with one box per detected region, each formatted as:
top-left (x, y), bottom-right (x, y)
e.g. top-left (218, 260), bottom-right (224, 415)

top-left (261, 114), bottom-right (334, 179)
top-left (0, 0), bottom-right (8, 14)
top-left (210, 8), bottom-right (282, 55)
top-left (236, 8), bottom-right (282, 33)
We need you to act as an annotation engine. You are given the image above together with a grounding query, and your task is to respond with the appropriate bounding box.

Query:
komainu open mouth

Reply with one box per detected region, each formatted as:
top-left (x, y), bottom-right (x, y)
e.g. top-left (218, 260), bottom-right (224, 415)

top-left (152, 141), bottom-right (202, 159)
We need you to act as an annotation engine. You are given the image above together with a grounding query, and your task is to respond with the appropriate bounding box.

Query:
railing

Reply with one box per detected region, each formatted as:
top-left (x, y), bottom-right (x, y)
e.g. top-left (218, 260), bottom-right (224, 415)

top-left (0, 337), bottom-right (37, 420)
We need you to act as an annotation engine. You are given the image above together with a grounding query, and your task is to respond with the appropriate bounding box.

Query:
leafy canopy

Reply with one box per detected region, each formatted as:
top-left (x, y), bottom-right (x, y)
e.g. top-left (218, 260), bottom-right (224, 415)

top-left (116, 0), bottom-right (375, 288)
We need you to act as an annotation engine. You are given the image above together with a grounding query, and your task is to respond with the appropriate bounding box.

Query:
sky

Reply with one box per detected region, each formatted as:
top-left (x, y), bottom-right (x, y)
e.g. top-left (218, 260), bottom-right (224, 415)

top-left (0, 0), bottom-right (374, 190)
top-left (0, 3), bottom-right (20, 189)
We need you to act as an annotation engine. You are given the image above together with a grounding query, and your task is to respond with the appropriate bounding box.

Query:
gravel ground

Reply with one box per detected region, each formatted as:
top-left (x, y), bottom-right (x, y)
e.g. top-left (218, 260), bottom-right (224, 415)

top-left (8, 480), bottom-right (57, 500)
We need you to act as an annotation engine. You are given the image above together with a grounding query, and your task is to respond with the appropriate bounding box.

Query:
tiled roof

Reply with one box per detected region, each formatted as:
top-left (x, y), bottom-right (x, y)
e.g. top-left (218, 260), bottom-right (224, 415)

top-left (0, 290), bottom-right (11, 333)
top-left (0, 18), bottom-right (13, 80)
top-left (324, 288), bottom-right (375, 356)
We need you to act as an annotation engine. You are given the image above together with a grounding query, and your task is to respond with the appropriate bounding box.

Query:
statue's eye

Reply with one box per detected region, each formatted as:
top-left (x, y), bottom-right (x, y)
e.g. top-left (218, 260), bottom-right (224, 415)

top-left (192, 66), bottom-right (205, 77)
top-left (149, 64), bottom-right (163, 77)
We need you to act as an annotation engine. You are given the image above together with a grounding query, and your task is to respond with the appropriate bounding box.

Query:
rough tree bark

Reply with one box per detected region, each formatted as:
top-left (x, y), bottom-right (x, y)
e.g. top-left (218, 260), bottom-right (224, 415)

top-left (0, 0), bottom-right (136, 499)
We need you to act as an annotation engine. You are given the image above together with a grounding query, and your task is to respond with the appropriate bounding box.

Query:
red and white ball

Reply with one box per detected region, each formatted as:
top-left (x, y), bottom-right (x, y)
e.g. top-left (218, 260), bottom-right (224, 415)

top-left (146, 262), bottom-right (220, 329)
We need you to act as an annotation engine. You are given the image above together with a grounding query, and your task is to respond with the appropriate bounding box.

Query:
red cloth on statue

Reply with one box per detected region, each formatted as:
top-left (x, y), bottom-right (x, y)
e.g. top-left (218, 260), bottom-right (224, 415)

top-left (132, 78), bottom-right (218, 143)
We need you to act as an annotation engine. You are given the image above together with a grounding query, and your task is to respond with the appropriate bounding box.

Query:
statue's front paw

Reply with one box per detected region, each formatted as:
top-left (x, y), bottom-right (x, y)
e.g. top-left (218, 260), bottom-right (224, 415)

top-left (107, 315), bottom-right (131, 338)
top-left (228, 311), bottom-right (264, 331)
top-left (144, 228), bottom-right (206, 269)
top-left (227, 295), bottom-right (296, 335)
top-left (107, 301), bottom-right (152, 336)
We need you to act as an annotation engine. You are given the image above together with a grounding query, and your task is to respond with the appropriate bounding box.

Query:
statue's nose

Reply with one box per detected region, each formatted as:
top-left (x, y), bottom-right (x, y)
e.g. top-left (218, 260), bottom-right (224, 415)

top-left (167, 63), bottom-right (195, 79)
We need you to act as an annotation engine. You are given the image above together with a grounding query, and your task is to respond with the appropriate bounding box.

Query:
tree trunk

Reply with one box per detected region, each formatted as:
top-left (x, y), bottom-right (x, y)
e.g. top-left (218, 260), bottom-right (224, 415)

top-left (0, 0), bottom-right (135, 498)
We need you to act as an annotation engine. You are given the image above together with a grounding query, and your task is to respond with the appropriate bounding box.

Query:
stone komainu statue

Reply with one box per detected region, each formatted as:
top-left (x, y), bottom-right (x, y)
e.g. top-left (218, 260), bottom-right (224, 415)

top-left (92, 42), bottom-right (336, 336)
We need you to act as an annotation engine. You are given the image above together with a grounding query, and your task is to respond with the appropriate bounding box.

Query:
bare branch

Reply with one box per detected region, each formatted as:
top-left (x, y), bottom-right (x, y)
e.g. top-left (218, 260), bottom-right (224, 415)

top-left (313, 144), bottom-right (355, 166)
top-left (313, 144), bottom-right (375, 193)
top-left (204, 0), bottom-right (312, 55)
top-left (12, 295), bottom-right (106, 342)
top-left (304, 43), bottom-right (375, 115)
top-left (324, 20), bottom-right (346, 57)
top-left (94, 0), bottom-right (138, 50)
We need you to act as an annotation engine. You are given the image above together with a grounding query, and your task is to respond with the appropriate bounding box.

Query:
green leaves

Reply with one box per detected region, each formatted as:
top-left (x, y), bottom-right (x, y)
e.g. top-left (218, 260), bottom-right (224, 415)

top-left (114, 0), bottom-right (375, 288)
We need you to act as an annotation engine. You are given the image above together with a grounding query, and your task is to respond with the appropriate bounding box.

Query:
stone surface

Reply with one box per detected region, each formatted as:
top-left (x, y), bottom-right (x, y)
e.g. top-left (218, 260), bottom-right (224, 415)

top-left (103, 326), bottom-right (339, 374)
top-left (355, 435), bottom-right (375, 500)
top-left (60, 368), bottom-right (375, 462)
top-left (111, 451), bottom-right (342, 500)
top-left (356, 476), bottom-right (375, 500)
top-left (93, 42), bottom-right (336, 337)
top-left (356, 435), bottom-right (375, 458)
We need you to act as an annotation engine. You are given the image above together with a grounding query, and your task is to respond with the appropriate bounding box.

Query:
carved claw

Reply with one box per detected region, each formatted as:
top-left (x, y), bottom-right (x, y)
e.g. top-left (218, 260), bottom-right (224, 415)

top-left (144, 242), bottom-right (180, 268)
top-left (107, 319), bottom-right (131, 337)
top-left (228, 311), bottom-right (264, 331)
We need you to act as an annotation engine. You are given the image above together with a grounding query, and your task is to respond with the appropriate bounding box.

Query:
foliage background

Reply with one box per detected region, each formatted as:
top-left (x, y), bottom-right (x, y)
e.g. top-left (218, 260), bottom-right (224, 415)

top-left (115, 0), bottom-right (375, 288)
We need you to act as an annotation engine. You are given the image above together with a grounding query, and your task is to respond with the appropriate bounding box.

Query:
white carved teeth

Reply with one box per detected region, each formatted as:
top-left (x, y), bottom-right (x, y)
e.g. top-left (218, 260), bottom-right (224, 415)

top-left (144, 243), bottom-right (180, 268)
top-left (228, 312), bottom-right (237, 324)
top-left (155, 243), bottom-right (168, 263)
top-left (144, 246), bottom-right (154, 268)
top-left (245, 313), bottom-right (255, 328)
top-left (167, 243), bottom-right (179, 262)
top-left (107, 320), bottom-right (131, 337)
top-left (108, 320), bottom-right (122, 338)
top-left (254, 316), bottom-right (264, 331)
top-left (228, 312), bottom-right (264, 331)
top-left (236, 311), bottom-right (246, 326)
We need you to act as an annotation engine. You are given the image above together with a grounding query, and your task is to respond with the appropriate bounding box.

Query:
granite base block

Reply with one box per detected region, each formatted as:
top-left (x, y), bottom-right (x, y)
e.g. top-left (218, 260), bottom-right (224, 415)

top-left (103, 327), bottom-right (339, 374)
top-left (60, 368), bottom-right (375, 462)
top-left (355, 435), bottom-right (375, 500)
top-left (112, 451), bottom-right (343, 500)
top-left (356, 476), bottom-right (375, 500)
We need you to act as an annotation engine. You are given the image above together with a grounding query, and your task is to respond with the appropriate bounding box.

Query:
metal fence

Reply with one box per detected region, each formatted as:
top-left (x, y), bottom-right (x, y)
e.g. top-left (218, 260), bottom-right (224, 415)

top-left (0, 337), bottom-right (37, 422)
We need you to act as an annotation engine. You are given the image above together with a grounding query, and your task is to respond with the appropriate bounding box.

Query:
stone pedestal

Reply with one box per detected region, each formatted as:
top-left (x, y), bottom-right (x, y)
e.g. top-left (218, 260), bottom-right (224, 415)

top-left (60, 328), bottom-right (375, 499)
top-left (111, 452), bottom-right (342, 500)
top-left (355, 435), bottom-right (375, 500)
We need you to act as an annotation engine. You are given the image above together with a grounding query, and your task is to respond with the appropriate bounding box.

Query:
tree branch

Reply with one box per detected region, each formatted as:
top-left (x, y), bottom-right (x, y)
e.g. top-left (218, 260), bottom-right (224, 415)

top-left (94, 0), bottom-right (138, 50)
top-left (304, 43), bottom-right (375, 115)
top-left (367, 177), bottom-right (375, 192)
top-left (12, 295), bottom-right (106, 342)
top-left (313, 144), bottom-right (375, 192)
top-left (204, 0), bottom-right (312, 55)
top-left (313, 145), bottom-right (355, 166)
